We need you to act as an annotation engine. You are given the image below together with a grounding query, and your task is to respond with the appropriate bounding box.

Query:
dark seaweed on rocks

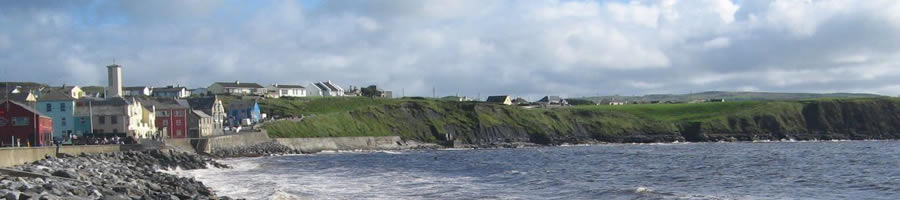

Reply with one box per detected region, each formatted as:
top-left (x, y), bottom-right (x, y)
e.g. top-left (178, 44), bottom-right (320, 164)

top-left (211, 141), bottom-right (299, 158)
top-left (0, 150), bottom-right (237, 200)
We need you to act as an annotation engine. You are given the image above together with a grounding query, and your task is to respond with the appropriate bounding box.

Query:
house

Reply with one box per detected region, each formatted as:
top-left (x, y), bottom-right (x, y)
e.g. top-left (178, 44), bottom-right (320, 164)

top-left (307, 81), bottom-right (345, 97)
top-left (138, 98), bottom-right (190, 138)
top-left (186, 96), bottom-right (225, 136)
top-left (707, 98), bottom-right (726, 102)
top-left (208, 81), bottom-right (266, 96)
top-left (268, 84), bottom-right (307, 98)
top-left (0, 100), bottom-right (53, 147)
top-left (188, 110), bottom-right (214, 138)
top-left (441, 96), bottom-right (468, 102)
top-left (226, 100), bottom-right (261, 126)
top-left (74, 97), bottom-right (156, 139)
top-left (486, 95), bottom-right (512, 105)
top-left (152, 86), bottom-right (190, 98)
top-left (45, 85), bottom-right (85, 99)
top-left (36, 91), bottom-right (77, 140)
top-left (511, 97), bottom-right (530, 105)
top-left (1, 82), bottom-right (47, 97)
top-left (190, 88), bottom-right (209, 97)
top-left (1, 90), bottom-right (38, 107)
top-left (80, 86), bottom-right (106, 98)
top-left (537, 96), bottom-right (568, 106)
top-left (123, 86), bottom-right (152, 96)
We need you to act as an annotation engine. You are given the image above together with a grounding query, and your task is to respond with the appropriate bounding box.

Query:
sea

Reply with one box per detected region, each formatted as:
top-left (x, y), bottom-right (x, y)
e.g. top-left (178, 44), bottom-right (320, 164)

top-left (173, 141), bottom-right (900, 200)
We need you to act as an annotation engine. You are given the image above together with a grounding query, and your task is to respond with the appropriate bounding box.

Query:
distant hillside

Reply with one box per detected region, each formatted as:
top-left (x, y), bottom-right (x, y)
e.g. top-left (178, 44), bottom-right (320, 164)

top-left (583, 91), bottom-right (883, 103)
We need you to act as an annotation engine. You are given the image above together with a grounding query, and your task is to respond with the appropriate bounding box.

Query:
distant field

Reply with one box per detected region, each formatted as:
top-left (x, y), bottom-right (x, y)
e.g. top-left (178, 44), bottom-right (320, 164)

top-left (567, 101), bottom-right (770, 122)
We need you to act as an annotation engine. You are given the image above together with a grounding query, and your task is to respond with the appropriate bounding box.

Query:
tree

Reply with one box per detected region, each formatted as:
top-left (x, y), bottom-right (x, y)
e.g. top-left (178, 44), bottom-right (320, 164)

top-left (361, 85), bottom-right (383, 98)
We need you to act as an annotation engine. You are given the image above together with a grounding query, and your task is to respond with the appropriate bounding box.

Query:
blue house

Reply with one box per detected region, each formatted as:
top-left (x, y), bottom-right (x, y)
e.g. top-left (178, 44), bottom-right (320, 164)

top-left (225, 100), bottom-right (260, 126)
top-left (36, 91), bottom-right (77, 140)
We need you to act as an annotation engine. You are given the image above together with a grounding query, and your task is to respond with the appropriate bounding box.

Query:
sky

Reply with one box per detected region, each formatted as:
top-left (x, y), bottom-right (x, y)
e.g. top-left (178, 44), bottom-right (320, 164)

top-left (2, 0), bottom-right (900, 99)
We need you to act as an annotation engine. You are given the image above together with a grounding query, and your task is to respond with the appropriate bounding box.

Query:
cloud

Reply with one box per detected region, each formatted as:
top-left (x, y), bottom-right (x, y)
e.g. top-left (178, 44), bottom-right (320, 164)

top-left (2, 0), bottom-right (900, 99)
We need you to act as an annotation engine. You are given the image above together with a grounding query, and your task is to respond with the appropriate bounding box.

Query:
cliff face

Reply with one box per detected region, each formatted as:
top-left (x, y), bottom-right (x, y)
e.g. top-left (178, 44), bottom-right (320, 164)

top-left (267, 98), bottom-right (900, 146)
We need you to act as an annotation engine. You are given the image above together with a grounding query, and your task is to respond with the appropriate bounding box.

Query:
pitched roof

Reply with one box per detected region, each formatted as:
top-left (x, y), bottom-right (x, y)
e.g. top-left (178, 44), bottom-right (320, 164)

top-left (37, 91), bottom-right (75, 101)
top-left (186, 97), bottom-right (217, 110)
top-left (191, 110), bottom-right (211, 118)
top-left (538, 96), bottom-right (563, 103)
top-left (227, 100), bottom-right (257, 110)
top-left (486, 95), bottom-right (510, 103)
top-left (136, 98), bottom-right (190, 109)
top-left (323, 81), bottom-right (342, 91)
top-left (313, 82), bottom-right (329, 91)
top-left (0, 92), bottom-right (35, 103)
top-left (273, 84), bottom-right (305, 89)
top-left (2, 100), bottom-right (45, 116)
top-left (214, 82), bottom-right (264, 88)
top-left (152, 86), bottom-right (187, 92)
top-left (124, 86), bottom-right (150, 90)
top-left (77, 97), bottom-right (132, 107)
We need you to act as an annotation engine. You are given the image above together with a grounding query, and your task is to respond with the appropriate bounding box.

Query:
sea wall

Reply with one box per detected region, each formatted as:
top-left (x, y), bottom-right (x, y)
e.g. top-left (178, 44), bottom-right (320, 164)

top-left (275, 136), bottom-right (410, 153)
top-left (0, 145), bottom-right (143, 167)
top-left (206, 131), bottom-right (272, 152)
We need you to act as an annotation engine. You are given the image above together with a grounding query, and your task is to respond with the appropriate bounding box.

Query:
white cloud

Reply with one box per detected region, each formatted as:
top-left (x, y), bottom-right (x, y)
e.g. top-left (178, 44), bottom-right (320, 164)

top-left (702, 37), bottom-right (731, 49)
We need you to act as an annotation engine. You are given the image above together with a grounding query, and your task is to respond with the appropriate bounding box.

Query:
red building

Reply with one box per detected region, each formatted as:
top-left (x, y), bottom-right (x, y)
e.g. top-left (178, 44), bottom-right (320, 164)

top-left (0, 100), bottom-right (52, 147)
top-left (139, 98), bottom-right (190, 138)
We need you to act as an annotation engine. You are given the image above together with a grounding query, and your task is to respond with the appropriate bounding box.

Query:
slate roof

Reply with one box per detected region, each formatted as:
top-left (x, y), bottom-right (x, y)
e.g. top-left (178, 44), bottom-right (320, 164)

top-left (0, 92), bottom-right (34, 103)
top-left (538, 96), bottom-right (563, 103)
top-left (124, 86), bottom-right (150, 90)
top-left (186, 97), bottom-right (216, 111)
top-left (152, 87), bottom-right (187, 92)
top-left (323, 81), bottom-right (341, 91)
top-left (77, 97), bottom-right (132, 107)
top-left (136, 98), bottom-right (190, 109)
top-left (191, 110), bottom-right (211, 118)
top-left (486, 95), bottom-right (510, 103)
top-left (273, 84), bottom-right (305, 89)
top-left (2, 100), bottom-right (46, 117)
top-left (37, 91), bottom-right (75, 101)
top-left (227, 100), bottom-right (257, 110)
top-left (214, 82), bottom-right (264, 88)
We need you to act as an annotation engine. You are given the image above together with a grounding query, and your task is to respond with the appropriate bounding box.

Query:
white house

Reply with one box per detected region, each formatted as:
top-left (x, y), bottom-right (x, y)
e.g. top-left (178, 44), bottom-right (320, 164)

top-left (208, 81), bottom-right (266, 96)
top-left (123, 86), bottom-right (152, 96)
top-left (307, 81), bottom-right (345, 97)
top-left (152, 86), bottom-right (191, 98)
top-left (268, 84), bottom-right (307, 98)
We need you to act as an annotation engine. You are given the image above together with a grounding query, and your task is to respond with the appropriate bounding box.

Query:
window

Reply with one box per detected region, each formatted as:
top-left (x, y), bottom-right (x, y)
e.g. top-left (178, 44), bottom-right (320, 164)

top-left (46, 104), bottom-right (52, 112)
top-left (175, 110), bottom-right (184, 116)
top-left (98, 116), bottom-right (105, 124)
top-left (175, 120), bottom-right (182, 126)
top-left (80, 117), bottom-right (86, 124)
top-left (61, 117), bottom-right (66, 126)
top-left (60, 103), bottom-right (66, 112)
top-left (158, 111), bottom-right (169, 117)
top-left (12, 117), bottom-right (29, 126)
top-left (110, 116), bottom-right (118, 124)
top-left (163, 120), bottom-right (169, 126)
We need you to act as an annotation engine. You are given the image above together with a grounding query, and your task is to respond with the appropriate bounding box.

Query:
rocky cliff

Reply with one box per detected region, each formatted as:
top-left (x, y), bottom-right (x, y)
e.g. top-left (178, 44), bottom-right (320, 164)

top-left (264, 98), bottom-right (900, 147)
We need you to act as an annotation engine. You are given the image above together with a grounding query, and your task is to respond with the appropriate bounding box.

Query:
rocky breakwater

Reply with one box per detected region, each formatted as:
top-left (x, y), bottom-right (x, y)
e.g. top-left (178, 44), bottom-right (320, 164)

top-left (211, 141), bottom-right (298, 158)
top-left (0, 150), bottom-right (233, 200)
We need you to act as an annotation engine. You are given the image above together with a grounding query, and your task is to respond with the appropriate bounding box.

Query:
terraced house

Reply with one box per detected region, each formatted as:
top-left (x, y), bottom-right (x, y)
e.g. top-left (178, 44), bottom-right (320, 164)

top-left (307, 81), bottom-right (345, 97)
top-left (139, 98), bottom-right (190, 138)
top-left (186, 96), bottom-right (225, 135)
top-left (74, 97), bottom-right (156, 138)
top-left (36, 91), bottom-right (77, 140)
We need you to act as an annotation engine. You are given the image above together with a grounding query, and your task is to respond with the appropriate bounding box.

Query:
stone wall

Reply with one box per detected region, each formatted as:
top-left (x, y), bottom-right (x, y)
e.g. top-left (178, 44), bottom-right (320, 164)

top-left (205, 131), bottom-right (272, 152)
top-left (0, 145), bottom-right (143, 167)
top-left (275, 136), bottom-right (407, 153)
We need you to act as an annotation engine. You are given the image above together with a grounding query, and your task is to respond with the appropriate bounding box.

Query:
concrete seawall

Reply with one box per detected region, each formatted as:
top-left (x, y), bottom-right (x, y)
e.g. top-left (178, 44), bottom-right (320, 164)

top-left (206, 131), bottom-right (272, 151)
top-left (0, 145), bottom-right (144, 167)
top-left (275, 136), bottom-right (410, 153)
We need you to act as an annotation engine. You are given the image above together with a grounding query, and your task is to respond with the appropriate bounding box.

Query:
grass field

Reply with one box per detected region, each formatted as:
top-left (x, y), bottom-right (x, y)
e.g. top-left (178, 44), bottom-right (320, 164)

top-left (567, 101), bottom-right (770, 122)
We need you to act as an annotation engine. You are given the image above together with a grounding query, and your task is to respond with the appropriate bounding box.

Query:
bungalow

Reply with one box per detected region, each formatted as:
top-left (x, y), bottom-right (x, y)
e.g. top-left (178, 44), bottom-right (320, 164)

top-left (36, 91), bottom-right (77, 140)
top-left (511, 97), bottom-right (530, 105)
top-left (123, 86), bottom-right (152, 96)
top-left (208, 81), bottom-right (266, 96)
top-left (152, 86), bottom-right (190, 98)
top-left (226, 100), bottom-right (261, 126)
top-left (486, 95), bottom-right (512, 105)
top-left (268, 84), bottom-right (307, 98)
top-left (0, 100), bottom-right (53, 147)
top-left (537, 96), bottom-right (568, 106)
top-left (307, 81), bottom-right (345, 97)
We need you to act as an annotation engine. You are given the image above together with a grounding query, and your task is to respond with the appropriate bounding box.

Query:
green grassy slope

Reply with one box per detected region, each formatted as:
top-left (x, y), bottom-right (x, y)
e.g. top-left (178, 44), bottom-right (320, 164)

top-left (261, 96), bottom-right (900, 145)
